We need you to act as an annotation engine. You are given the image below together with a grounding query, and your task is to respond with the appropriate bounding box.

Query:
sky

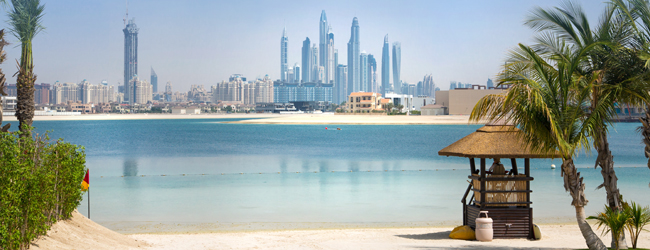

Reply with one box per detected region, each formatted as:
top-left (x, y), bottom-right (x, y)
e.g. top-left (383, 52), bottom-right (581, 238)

top-left (0, 0), bottom-right (607, 91)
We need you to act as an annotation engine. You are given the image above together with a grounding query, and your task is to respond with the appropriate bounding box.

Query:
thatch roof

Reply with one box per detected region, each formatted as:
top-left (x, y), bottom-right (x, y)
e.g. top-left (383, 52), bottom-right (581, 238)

top-left (438, 125), bottom-right (560, 159)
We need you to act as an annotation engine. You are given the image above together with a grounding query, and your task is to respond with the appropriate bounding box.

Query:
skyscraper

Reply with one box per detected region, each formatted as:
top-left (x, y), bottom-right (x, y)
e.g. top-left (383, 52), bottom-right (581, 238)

top-left (368, 54), bottom-right (377, 93)
top-left (281, 27), bottom-right (288, 82)
top-left (336, 64), bottom-right (348, 104)
top-left (347, 17), bottom-right (360, 95)
top-left (381, 34), bottom-right (390, 96)
top-left (302, 37), bottom-right (311, 83)
top-left (123, 18), bottom-right (139, 104)
top-left (319, 11), bottom-right (328, 83)
top-left (392, 41), bottom-right (401, 94)
top-left (422, 74), bottom-right (435, 97)
top-left (151, 67), bottom-right (158, 93)
top-left (487, 78), bottom-right (494, 89)
top-left (311, 44), bottom-right (319, 82)
top-left (360, 52), bottom-right (368, 92)
top-left (327, 30), bottom-right (335, 83)
top-left (294, 63), bottom-right (301, 83)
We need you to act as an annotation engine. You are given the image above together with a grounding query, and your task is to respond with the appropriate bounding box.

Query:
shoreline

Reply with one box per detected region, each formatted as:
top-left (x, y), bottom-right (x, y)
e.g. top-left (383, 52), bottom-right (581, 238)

top-left (99, 217), bottom-right (582, 235)
top-left (2, 113), bottom-right (478, 125)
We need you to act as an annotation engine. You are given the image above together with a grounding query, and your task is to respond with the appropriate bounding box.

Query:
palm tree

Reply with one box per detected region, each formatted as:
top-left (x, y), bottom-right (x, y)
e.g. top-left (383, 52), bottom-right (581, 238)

top-left (8, 0), bottom-right (45, 134)
top-left (0, 29), bottom-right (10, 133)
top-left (525, 5), bottom-right (650, 249)
top-left (623, 201), bottom-right (650, 249)
top-left (612, 0), bottom-right (650, 172)
top-left (588, 206), bottom-right (631, 250)
top-left (471, 43), bottom-right (610, 250)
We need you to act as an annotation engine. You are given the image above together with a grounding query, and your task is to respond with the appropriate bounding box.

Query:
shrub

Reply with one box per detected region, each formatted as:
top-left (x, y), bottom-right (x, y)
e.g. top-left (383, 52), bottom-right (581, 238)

top-left (0, 130), bottom-right (86, 250)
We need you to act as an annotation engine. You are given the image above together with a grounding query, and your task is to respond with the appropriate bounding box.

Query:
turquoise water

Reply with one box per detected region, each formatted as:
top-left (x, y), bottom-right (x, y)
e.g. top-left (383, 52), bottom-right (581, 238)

top-left (7, 119), bottom-right (650, 233)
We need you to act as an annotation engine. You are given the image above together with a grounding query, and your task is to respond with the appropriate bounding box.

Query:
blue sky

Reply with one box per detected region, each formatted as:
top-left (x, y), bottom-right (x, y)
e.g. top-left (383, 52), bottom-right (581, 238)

top-left (0, 0), bottom-right (606, 91)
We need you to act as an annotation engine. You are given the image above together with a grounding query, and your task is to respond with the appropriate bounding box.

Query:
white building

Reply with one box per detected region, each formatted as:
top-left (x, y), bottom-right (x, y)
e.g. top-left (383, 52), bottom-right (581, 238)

top-left (171, 106), bottom-right (201, 115)
top-left (384, 92), bottom-right (413, 112)
top-left (1, 96), bottom-right (17, 111)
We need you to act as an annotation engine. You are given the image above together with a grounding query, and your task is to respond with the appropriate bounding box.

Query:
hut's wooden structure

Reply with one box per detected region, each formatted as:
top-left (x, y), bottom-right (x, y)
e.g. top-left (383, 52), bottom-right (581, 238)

top-left (438, 124), bottom-right (558, 239)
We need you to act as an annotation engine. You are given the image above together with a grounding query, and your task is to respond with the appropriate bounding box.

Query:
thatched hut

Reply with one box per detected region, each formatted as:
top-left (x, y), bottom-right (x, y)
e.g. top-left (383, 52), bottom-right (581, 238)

top-left (438, 124), bottom-right (558, 239)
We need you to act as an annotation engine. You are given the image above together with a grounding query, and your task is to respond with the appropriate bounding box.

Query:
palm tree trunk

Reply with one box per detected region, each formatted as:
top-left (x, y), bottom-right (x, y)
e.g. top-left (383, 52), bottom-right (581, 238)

top-left (594, 130), bottom-right (628, 249)
top-left (641, 104), bottom-right (650, 170)
top-left (562, 158), bottom-right (607, 250)
top-left (15, 64), bottom-right (35, 134)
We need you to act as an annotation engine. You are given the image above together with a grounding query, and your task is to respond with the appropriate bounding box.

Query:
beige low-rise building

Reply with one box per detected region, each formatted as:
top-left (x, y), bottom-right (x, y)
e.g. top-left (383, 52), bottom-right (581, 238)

top-left (420, 104), bottom-right (446, 115)
top-left (435, 88), bottom-right (507, 115)
top-left (347, 92), bottom-right (384, 113)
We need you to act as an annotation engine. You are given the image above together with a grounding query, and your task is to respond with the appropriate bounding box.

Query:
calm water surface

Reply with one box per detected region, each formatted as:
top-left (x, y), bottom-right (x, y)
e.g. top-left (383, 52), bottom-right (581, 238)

top-left (7, 119), bottom-right (650, 233)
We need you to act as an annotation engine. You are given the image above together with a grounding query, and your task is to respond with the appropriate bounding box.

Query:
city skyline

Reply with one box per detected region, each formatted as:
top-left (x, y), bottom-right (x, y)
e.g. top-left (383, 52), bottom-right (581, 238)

top-left (0, 0), bottom-right (605, 91)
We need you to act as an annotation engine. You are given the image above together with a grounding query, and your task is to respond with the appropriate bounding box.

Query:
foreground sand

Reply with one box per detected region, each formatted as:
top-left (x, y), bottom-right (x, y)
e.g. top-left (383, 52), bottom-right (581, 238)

top-left (2, 113), bottom-right (475, 125)
top-left (30, 210), bottom-right (145, 250)
top-left (131, 225), bottom-right (649, 250)
top-left (31, 211), bottom-right (650, 250)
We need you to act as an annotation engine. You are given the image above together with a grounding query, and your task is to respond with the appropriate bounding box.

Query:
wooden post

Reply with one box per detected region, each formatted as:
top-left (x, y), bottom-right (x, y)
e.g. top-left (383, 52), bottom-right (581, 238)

top-left (470, 158), bottom-right (476, 174)
top-left (480, 158), bottom-right (486, 207)
top-left (510, 158), bottom-right (518, 175)
top-left (525, 158), bottom-right (530, 208)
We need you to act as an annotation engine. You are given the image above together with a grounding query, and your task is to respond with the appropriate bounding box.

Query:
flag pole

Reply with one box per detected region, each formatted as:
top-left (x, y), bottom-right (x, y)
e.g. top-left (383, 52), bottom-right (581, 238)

top-left (88, 184), bottom-right (90, 219)
top-left (88, 169), bottom-right (90, 219)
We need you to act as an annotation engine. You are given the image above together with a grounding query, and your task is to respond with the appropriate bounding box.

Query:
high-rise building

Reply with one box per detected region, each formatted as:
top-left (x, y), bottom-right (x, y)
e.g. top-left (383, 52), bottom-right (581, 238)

top-left (319, 11), bottom-right (328, 83)
top-left (287, 66), bottom-right (294, 83)
top-left (294, 63), bottom-right (301, 83)
top-left (392, 41), bottom-right (401, 94)
top-left (326, 30), bottom-right (335, 84)
top-left (336, 64), bottom-right (347, 104)
top-left (360, 52), bottom-right (369, 92)
top-left (123, 18), bottom-right (139, 104)
top-left (164, 81), bottom-right (172, 102)
top-left (421, 74), bottom-right (436, 97)
top-left (368, 54), bottom-right (377, 93)
top-left (381, 34), bottom-right (390, 96)
top-left (347, 17), bottom-right (360, 95)
top-left (131, 77), bottom-right (153, 104)
top-left (487, 78), bottom-right (494, 89)
top-left (450, 81), bottom-right (457, 90)
top-left (151, 67), bottom-right (158, 93)
top-left (212, 75), bottom-right (273, 105)
top-left (281, 27), bottom-right (288, 82)
top-left (302, 37), bottom-right (311, 83)
top-left (254, 75), bottom-right (274, 103)
top-left (35, 83), bottom-right (50, 105)
top-left (311, 44), bottom-right (319, 82)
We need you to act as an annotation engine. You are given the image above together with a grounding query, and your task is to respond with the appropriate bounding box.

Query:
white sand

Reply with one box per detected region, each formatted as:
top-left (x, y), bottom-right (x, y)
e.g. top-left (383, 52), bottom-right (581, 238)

top-left (2, 113), bottom-right (476, 125)
top-left (32, 211), bottom-right (650, 249)
top-left (30, 210), bottom-right (145, 250)
top-left (131, 225), bottom-right (649, 250)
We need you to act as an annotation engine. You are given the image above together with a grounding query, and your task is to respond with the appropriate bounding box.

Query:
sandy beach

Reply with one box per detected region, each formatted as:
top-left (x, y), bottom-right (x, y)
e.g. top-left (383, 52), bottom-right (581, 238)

top-left (30, 211), bottom-right (650, 250)
top-left (2, 113), bottom-right (475, 125)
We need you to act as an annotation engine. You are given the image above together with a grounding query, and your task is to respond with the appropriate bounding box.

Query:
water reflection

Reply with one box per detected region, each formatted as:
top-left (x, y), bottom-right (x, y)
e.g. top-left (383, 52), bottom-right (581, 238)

top-left (123, 158), bottom-right (138, 176)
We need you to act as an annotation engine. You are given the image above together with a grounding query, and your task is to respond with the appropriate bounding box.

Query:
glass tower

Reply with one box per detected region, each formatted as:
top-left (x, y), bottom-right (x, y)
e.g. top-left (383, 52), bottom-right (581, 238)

top-left (381, 35), bottom-right (390, 96)
top-left (319, 11), bottom-right (328, 83)
top-left (392, 41), bottom-right (401, 94)
top-left (302, 37), bottom-right (311, 83)
top-left (347, 17), bottom-right (360, 95)
top-left (123, 18), bottom-right (139, 104)
top-left (281, 27), bottom-right (288, 82)
top-left (151, 67), bottom-right (158, 93)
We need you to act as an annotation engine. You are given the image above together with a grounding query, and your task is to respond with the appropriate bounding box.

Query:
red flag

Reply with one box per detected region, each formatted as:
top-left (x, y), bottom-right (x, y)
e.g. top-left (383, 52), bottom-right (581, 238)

top-left (81, 169), bottom-right (89, 191)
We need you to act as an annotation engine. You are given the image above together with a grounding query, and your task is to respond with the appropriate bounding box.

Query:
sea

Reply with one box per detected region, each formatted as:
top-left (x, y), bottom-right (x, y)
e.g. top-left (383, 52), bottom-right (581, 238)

top-left (6, 118), bottom-right (650, 233)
